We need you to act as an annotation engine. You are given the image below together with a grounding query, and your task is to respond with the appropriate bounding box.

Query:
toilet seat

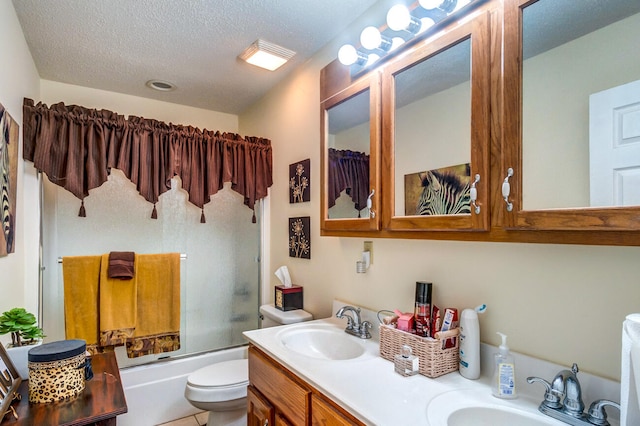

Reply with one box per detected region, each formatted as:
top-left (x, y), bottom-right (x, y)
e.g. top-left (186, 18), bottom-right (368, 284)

top-left (185, 359), bottom-right (248, 403)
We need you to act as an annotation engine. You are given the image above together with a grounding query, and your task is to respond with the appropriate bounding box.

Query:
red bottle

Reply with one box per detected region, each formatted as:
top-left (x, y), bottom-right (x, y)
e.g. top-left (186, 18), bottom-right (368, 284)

top-left (414, 282), bottom-right (432, 337)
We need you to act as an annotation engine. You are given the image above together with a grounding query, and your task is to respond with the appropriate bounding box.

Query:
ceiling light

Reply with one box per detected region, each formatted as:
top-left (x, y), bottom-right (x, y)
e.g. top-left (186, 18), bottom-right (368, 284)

top-left (146, 80), bottom-right (176, 92)
top-left (238, 39), bottom-right (296, 71)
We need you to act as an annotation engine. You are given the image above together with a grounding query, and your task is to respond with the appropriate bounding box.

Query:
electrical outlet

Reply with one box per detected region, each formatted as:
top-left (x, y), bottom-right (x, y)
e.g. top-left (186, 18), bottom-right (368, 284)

top-left (364, 241), bottom-right (373, 264)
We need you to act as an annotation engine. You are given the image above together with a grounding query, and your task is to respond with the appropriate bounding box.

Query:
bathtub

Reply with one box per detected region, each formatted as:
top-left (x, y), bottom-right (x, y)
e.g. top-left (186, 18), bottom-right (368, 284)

top-left (117, 345), bottom-right (248, 426)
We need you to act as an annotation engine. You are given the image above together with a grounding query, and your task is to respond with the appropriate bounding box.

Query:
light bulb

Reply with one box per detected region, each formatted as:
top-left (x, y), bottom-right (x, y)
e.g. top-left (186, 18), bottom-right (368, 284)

top-left (387, 5), bottom-right (411, 31)
top-left (366, 53), bottom-right (380, 67)
top-left (338, 44), bottom-right (358, 65)
top-left (418, 0), bottom-right (442, 9)
top-left (360, 26), bottom-right (382, 50)
top-left (418, 17), bottom-right (436, 33)
top-left (390, 37), bottom-right (405, 51)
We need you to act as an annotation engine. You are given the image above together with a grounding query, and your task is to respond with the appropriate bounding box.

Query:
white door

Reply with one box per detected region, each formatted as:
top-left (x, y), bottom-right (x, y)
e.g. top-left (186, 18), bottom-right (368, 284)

top-left (590, 79), bottom-right (640, 207)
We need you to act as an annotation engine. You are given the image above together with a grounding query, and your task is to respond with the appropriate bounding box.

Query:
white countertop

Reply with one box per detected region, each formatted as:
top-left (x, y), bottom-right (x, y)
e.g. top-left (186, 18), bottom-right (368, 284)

top-left (243, 317), bottom-right (554, 425)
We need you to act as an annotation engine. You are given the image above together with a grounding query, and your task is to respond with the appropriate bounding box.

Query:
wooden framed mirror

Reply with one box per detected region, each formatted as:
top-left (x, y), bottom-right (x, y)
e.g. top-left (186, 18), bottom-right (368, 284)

top-left (502, 0), bottom-right (640, 231)
top-left (320, 72), bottom-right (381, 232)
top-left (381, 11), bottom-right (490, 232)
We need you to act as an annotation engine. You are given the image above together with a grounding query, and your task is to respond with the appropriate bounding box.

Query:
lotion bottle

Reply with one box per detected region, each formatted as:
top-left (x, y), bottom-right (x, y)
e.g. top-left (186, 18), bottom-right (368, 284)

top-left (459, 304), bottom-right (486, 380)
top-left (492, 332), bottom-right (517, 399)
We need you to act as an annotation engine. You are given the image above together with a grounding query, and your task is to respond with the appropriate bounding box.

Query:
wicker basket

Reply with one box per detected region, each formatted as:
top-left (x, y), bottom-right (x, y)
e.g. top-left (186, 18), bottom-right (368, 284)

top-left (379, 324), bottom-right (460, 378)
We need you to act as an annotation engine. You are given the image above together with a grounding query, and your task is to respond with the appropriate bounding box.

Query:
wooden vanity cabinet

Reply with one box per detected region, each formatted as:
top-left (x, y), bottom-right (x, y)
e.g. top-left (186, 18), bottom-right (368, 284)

top-left (248, 345), bottom-right (365, 426)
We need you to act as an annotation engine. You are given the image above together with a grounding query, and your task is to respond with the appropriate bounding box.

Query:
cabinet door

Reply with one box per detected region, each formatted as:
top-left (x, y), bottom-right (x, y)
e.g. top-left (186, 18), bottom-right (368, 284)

top-left (311, 394), bottom-right (364, 426)
top-left (248, 385), bottom-right (274, 426)
top-left (321, 72), bottom-right (381, 232)
top-left (381, 11), bottom-right (491, 231)
top-left (501, 0), bottom-right (640, 233)
top-left (248, 347), bottom-right (310, 426)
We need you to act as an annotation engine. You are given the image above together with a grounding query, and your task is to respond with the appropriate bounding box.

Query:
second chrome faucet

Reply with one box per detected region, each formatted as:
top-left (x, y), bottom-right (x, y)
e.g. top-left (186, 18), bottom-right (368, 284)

top-left (527, 363), bottom-right (619, 426)
top-left (336, 305), bottom-right (372, 339)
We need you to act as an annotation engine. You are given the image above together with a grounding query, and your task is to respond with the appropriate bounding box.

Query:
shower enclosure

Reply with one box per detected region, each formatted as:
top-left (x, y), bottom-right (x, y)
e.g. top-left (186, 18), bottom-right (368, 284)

top-left (40, 169), bottom-right (260, 368)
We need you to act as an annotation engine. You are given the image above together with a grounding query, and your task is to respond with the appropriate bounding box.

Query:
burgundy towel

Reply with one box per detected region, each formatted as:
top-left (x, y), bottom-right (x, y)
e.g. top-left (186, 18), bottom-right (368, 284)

top-left (108, 251), bottom-right (135, 279)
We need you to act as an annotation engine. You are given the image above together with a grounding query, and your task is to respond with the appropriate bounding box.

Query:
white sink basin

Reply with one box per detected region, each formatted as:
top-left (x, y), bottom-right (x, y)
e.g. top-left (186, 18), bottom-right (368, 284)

top-left (427, 389), bottom-right (565, 426)
top-left (277, 324), bottom-right (366, 360)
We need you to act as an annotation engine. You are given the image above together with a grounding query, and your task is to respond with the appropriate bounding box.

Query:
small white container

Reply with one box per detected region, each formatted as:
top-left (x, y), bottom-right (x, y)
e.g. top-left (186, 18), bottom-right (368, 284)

top-left (459, 308), bottom-right (480, 379)
top-left (394, 344), bottom-right (419, 377)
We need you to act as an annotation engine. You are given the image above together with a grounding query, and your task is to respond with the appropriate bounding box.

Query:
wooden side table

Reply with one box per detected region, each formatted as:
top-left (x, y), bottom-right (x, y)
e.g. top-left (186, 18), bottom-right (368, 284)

top-left (1, 352), bottom-right (127, 426)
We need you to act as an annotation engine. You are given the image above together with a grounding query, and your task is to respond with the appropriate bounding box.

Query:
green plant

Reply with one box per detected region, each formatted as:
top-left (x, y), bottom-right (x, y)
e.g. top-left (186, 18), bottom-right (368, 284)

top-left (0, 308), bottom-right (45, 347)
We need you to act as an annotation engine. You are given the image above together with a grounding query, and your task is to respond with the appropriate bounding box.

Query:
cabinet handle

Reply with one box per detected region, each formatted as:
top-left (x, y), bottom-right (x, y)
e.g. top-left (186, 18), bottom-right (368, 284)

top-left (470, 174), bottom-right (481, 214)
top-left (263, 420), bottom-right (269, 426)
top-left (367, 189), bottom-right (376, 218)
top-left (502, 168), bottom-right (514, 212)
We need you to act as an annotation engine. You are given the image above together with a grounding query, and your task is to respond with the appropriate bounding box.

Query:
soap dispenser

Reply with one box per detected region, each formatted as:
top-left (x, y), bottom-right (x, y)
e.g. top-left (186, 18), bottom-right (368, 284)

top-left (492, 332), bottom-right (516, 399)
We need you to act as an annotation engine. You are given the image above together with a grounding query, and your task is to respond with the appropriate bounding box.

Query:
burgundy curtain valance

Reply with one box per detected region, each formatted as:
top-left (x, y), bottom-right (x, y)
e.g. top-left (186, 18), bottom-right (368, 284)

top-left (22, 98), bottom-right (272, 222)
top-left (327, 148), bottom-right (370, 213)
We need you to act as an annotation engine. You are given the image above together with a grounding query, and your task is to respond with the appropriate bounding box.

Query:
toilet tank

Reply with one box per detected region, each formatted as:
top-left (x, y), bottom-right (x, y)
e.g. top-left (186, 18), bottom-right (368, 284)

top-left (259, 304), bottom-right (313, 328)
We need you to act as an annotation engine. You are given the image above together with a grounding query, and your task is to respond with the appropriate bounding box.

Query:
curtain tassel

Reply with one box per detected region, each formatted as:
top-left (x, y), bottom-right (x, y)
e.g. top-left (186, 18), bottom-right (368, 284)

top-left (78, 200), bottom-right (86, 217)
top-left (151, 204), bottom-right (158, 219)
top-left (252, 211), bottom-right (256, 224)
top-left (200, 209), bottom-right (206, 224)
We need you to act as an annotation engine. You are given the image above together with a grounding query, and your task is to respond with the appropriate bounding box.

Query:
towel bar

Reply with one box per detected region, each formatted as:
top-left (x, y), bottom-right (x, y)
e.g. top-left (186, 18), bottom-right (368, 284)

top-left (57, 253), bottom-right (187, 263)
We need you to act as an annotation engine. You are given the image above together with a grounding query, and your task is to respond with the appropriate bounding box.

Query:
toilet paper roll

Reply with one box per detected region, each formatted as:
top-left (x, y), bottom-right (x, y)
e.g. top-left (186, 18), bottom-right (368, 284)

top-left (621, 313), bottom-right (640, 426)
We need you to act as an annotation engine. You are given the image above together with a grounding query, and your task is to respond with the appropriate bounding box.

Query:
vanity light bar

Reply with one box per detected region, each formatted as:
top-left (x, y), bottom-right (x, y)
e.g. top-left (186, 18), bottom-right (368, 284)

top-left (338, 0), bottom-right (476, 72)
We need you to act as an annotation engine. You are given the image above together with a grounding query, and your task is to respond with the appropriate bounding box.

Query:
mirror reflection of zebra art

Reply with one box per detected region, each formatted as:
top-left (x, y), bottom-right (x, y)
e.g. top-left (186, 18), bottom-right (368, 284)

top-left (0, 104), bottom-right (17, 255)
top-left (415, 165), bottom-right (471, 216)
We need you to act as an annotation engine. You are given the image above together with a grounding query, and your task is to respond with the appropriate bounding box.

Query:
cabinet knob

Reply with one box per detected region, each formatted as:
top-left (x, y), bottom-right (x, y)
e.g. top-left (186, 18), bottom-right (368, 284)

top-left (470, 174), bottom-right (481, 214)
top-left (502, 168), bottom-right (514, 212)
top-left (367, 189), bottom-right (376, 218)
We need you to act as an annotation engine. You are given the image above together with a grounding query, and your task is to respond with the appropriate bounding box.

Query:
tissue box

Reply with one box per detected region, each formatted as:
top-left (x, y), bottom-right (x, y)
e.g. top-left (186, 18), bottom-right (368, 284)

top-left (275, 285), bottom-right (303, 311)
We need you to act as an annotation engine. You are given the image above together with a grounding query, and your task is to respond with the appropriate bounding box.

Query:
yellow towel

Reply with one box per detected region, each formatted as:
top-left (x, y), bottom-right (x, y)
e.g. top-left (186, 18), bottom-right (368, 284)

top-left (62, 255), bottom-right (101, 353)
top-left (126, 253), bottom-right (181, 358)
top-left (99, 253), bottom-right (136, 346)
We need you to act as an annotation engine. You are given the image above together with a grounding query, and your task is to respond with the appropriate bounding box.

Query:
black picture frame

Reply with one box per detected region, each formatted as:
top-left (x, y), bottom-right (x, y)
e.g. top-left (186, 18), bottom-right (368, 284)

top-left (288, 216), bottom-right (311, 259)
top-left (289, 159), bottom-right (310, 203)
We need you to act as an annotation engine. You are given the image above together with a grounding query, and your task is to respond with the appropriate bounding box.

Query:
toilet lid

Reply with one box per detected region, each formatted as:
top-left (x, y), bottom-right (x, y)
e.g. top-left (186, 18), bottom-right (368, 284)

top-left (187, 359), bottom-right (249, 388)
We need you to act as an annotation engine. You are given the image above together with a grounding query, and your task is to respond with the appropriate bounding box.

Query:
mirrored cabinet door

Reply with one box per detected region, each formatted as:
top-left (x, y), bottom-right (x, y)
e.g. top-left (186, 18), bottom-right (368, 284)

top-left (502, 0), bottom-right (640, 231)
top-left (381, 11), bottom-right (490, 231)
top-left (321, 72), bottom-right (381, 232)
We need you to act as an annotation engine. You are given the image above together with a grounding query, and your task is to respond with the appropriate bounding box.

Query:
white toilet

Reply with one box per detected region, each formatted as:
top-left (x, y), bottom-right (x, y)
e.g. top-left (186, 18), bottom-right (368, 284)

top-left (184, 304), bottom-right (312, 426)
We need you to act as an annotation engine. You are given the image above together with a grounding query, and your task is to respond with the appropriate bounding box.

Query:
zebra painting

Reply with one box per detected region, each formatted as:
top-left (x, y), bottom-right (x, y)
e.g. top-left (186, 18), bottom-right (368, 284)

top-left (0, 104), bottom-right (18, 255)
top-left (414, 166), bottom-right (471, 216)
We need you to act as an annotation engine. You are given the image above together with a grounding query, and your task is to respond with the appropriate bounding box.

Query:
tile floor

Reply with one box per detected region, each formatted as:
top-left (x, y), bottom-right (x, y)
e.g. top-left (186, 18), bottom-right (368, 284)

top-left (157, 411), bottom-right (208, 426)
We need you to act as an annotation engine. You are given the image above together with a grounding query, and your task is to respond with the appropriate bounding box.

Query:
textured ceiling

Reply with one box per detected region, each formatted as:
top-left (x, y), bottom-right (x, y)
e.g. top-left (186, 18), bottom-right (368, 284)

top-left (12, 0), bottom-right (378, 114)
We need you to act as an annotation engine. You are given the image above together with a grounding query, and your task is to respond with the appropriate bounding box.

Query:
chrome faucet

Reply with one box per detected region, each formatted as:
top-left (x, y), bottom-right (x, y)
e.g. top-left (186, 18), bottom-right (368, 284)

top-left (336, 305), bottom-right (371, 339)
top-left (527, 363), bottom-right (620, 426)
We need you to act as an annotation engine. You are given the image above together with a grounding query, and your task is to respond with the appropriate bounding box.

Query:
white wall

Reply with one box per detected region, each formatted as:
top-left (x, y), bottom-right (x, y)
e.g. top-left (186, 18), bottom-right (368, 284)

top-left (240, 1), bottom-right (640, 381)
top-left (0, 1), bottom-right (41, 343)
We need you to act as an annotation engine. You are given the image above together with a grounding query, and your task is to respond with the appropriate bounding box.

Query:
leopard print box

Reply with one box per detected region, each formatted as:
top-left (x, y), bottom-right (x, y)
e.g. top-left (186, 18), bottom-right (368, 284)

top-left (27, 339), bottom-right (93, 403)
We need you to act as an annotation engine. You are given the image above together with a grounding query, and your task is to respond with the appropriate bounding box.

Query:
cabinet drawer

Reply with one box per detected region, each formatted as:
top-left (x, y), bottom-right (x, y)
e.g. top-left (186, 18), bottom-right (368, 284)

top-left (249, 347), bottom-right (310, 426)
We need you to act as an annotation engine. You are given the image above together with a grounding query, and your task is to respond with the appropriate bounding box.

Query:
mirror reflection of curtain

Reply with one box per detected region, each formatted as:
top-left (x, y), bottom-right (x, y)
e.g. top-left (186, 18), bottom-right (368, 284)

top-left (327, 148), bottom-right (369, 215)
top-left (22, 98), bottom-right (272, 223)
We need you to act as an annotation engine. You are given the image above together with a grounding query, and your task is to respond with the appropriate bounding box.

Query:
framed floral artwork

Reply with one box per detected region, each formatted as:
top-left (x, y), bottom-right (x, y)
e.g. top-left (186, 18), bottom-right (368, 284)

top-left (289, 159), bottom-right (310, 203)
top-left (289, 216), bottom-right (310, 259)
